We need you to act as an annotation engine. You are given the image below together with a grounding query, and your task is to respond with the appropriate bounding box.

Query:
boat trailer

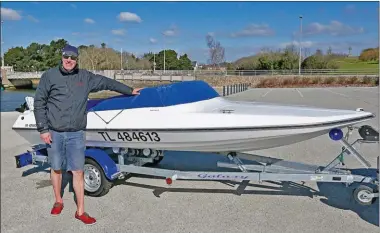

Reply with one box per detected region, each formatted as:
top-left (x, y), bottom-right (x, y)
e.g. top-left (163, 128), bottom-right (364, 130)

top-left (15, 125), bottom-right (379, 207)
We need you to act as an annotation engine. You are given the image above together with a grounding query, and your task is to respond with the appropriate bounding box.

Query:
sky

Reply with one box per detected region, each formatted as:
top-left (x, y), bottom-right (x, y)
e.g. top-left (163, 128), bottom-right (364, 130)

top-left (1, 1), bottom-right (379, 64)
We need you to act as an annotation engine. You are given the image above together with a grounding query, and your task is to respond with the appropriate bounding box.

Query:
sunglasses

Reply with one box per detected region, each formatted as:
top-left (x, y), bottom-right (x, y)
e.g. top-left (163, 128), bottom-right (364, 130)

top-left (62, 55), bottom-right (78, 61)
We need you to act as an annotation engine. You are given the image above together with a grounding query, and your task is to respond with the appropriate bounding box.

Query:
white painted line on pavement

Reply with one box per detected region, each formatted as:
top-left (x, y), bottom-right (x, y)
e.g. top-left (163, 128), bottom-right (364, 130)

top-left (324, 88), bottom-right (378, 107)
top-left (296, 89), bottom-right (304, 98)
top-left (324, 89), bottom-right (349, 97)
top-left (352, 88), bottom-right (379, 93)
top-left (261, 89), bottom-right (272, 97)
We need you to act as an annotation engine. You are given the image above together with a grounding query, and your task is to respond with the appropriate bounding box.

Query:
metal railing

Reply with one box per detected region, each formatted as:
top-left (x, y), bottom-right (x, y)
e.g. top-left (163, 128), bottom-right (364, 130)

top-left (222, 68), bottom-right (379, 76)
top-left (113, 68), bottom-right (380, 76)
top-left (5, 68), bottom-right (379, 80)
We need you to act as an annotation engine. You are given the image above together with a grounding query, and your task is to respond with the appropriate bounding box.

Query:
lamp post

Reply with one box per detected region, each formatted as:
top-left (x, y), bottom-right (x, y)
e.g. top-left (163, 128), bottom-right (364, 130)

top-left (1, 20), bottom-right (4, 68)
top-left (164, 43), bottom-right (165, 73)
top-left (120, 48), bottom-right (123, 70)
top-left (153, 52), bottom-right (156, 73)
top-left (298, 15), bottom-right (303, 75)
top-left (161, 32), bottom-right (166, 73)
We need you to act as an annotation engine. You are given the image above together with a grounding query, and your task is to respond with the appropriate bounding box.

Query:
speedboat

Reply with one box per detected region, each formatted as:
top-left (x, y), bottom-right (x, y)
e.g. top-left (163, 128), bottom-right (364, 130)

top-left (12, 80), bottom-right (375, 152)
top-left (13, 80), bottom-right (380, 208)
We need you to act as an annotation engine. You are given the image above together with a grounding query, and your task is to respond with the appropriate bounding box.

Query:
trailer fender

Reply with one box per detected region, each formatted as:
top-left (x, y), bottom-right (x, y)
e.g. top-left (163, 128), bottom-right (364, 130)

top-left (84, 148), bottom-right (119, 181)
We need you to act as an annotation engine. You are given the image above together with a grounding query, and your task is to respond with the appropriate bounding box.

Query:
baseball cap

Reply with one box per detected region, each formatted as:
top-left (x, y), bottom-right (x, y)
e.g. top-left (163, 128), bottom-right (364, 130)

top-left (62, 44), bottom-right (79, 57)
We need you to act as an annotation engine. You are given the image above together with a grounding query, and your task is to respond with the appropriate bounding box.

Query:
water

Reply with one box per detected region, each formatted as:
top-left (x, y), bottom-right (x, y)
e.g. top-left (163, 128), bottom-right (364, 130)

top-left (1, 89), bottom-right (36, 112)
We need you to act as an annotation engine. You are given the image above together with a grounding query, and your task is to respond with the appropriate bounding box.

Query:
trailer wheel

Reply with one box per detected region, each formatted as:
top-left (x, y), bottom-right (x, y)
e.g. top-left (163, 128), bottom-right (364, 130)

top-left (353, 185), bottom-right (376, 206)
top-left (84, 158), bottom-right (113, 197)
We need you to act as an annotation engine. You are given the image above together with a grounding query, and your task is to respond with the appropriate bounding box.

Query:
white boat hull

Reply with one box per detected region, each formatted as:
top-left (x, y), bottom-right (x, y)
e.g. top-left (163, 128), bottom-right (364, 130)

top-left (82, 123), bottom-right (371, 151)
top-left (12, 96), bottom-right (374, 152)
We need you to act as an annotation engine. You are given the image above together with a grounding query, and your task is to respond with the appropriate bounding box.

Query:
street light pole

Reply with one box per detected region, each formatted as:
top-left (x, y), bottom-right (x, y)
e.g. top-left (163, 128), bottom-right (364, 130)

top-left (1, 20), bottom-right (4, 68)
top-left (298, 15), bottom-right (303, 75)
top-left (163, 39), bottom-right (166, 73)
top-left (120, 48), bottom-right (123, 70)
top-left (161, 32), bottom-right (166, 73)
top-left (153, 52), bottom-right (156, 73)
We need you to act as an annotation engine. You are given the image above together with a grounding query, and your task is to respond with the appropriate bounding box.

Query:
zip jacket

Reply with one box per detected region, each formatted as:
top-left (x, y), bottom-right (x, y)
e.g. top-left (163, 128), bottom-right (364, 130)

top-left (34, 64), bottom-right (134, 134)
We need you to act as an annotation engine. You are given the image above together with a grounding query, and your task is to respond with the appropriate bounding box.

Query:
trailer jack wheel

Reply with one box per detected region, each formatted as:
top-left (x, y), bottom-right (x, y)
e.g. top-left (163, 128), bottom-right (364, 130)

top-left (84, 158), bottom-right (113, 197)
top-left (353, 185), bottom-right (377, 206)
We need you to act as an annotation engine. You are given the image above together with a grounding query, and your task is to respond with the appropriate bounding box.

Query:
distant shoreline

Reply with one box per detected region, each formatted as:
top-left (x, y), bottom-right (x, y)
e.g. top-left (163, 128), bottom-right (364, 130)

top-left (4, 74), bottom-right (378, 91)
top-left (2, 76), bottom-right (378, 100)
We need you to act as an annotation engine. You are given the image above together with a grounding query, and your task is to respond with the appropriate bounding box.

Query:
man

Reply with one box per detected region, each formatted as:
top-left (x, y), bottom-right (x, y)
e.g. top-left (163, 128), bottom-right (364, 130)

top-left (34, 44), bottom-right (142, 225)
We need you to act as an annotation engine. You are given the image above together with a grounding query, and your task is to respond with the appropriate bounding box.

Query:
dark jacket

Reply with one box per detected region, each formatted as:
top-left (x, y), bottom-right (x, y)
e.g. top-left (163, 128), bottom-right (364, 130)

top-left (34, 64), bottom-right (134, 134)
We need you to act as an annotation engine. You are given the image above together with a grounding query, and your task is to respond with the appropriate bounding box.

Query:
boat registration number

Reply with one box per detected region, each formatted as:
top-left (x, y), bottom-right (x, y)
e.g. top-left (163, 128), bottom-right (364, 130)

top-left (98, 131), bottom-right (161, 142)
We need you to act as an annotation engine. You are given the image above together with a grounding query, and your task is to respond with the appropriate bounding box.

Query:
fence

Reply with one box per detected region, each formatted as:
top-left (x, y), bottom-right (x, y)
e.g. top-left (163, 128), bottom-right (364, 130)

top-left (114, 69), bottom-right (379, 76)
top-left (5, 68), bottom-right (379, 80)
top-left (113, 70), bottom-right (196, 81)
top-left (195, 69), bottom-right (379, 76)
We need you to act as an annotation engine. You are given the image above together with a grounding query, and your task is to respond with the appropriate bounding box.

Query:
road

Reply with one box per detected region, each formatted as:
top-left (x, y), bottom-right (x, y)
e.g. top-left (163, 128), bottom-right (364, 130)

top-left (1, 86), bottom-right (379, 232)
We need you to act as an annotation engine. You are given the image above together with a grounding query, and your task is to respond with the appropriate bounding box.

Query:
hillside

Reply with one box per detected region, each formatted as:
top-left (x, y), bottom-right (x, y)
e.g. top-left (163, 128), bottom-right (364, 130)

top-left (333, 56), bottom-right (379, 70)
top-left (230, 53), bottom-right (379, 71)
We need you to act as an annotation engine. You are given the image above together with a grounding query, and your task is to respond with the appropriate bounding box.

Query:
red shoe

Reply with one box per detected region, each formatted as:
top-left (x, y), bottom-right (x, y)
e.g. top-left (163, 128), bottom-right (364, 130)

top-left (75, 212), bottom-right (96, 225)
top-left (51, 202), bottom-right (64, 216)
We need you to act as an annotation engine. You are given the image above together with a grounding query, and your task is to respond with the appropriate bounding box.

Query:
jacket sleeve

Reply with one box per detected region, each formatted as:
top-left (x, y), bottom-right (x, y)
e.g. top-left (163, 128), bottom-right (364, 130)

top-left (33, 72), bottom-right (50, 134)
top-left (87, 71), bottom-right (134, 95)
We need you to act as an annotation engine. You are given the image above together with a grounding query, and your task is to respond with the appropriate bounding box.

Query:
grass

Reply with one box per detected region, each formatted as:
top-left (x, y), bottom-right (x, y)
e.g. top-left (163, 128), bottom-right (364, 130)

top-left (334, 56), bottom-right (379, 70)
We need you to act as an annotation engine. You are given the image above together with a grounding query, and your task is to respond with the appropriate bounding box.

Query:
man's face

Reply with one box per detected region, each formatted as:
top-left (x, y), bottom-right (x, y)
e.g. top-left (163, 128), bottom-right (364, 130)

top-left (62, 55), bottom-right (77, 71)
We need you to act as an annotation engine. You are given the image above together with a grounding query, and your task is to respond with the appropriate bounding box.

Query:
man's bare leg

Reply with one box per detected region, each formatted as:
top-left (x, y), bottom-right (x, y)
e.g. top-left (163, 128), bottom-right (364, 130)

top-left (67, 130), bottom-right (96, 225)
top-left (72, 170), bottom-right (84, 215)
top-left (51, 169), bottom-right (63, 203)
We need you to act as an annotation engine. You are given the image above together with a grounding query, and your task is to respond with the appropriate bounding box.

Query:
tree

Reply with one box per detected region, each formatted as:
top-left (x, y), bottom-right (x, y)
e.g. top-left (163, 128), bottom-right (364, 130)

top-left (45, 39), bottom-right (68, 68)
top-left (10, 37), bottom-right (377, 72)
top-left (178, 54), bottom-right (193, 70)
top-left (359, 47), bottom-right (379, 62)
top-left (206, 34), bottom-right (225, 67)
top-left (4, 46), bottom-right (26, 71)
top-left (279, 45), bottom-right (299, 70)
top-left (150, 49), bottom-right (178, 70)
top-left (301, 54), bottom-right (338, 69)
top-left (3, 39), bottom-right (68, 71)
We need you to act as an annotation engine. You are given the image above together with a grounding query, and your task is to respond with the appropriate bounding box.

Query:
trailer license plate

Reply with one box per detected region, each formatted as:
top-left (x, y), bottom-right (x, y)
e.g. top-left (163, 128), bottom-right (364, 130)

top-left (98, 131), bottom-right (161, 142)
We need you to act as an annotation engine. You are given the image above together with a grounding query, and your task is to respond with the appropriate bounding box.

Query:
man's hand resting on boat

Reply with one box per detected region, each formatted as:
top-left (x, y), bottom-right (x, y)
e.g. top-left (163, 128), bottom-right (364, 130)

top-left (132, 87), bottom-right (144, 95)
top-left (40, 132), bottom-right (52, 144)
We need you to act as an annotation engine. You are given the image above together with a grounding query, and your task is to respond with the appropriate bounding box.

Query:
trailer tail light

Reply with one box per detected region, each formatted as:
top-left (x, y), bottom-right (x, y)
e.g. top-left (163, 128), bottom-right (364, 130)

top-left (165, 174), bottom-right (177, 185)
top-left (165, 177), bottom-right (173, 185)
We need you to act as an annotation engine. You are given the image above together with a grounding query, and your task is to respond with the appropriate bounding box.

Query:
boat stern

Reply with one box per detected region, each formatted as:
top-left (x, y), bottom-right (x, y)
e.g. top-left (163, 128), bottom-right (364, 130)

top-left (12, 110), bottom-right (40, 145)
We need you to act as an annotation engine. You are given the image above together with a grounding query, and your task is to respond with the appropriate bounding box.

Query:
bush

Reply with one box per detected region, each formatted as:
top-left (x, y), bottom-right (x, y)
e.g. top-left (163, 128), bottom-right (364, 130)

top-left (200, 75), bottom-right (378, 88)
top-left (359, 48), bottom-right (379, 62)
top-left (301, 54), bottom-right (339, 70)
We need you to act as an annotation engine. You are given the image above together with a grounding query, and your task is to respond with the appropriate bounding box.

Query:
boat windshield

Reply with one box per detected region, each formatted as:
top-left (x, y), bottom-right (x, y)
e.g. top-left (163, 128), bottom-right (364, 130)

top-left (87, 80), bottom-right (220, 111)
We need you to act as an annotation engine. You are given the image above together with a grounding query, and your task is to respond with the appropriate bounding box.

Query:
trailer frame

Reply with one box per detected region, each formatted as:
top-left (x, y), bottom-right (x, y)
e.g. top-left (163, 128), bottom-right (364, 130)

top-left (15, 125), bottom-right (379, 207)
